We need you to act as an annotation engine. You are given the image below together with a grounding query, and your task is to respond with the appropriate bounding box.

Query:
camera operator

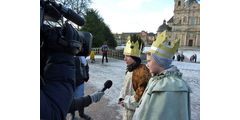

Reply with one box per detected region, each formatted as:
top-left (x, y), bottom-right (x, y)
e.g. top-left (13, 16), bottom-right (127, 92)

top-left (40, 22), bottom-right (79, 120)
top-left (40, 23), bottom-right (105, 120)
top-left (40, 1), bottom-right (108, 119)
top-left (40, 0), bottom-right (87, 119)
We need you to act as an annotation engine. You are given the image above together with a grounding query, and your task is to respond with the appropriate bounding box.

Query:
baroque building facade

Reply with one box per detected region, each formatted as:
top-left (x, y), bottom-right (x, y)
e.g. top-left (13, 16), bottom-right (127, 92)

top-left (157, 0), bottom-right (200, 47)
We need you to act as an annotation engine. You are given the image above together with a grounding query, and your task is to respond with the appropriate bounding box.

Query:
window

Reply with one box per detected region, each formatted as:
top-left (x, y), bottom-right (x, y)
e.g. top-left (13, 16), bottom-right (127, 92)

top-left (178, 1), bottom-right (181, 6)
top-left (193, 6), bottom-right (196, 8)
top-left (188, 40), bottom-right (193, 46)
top-left (183, 16), bottom-right (186, 23)
top-left (191, 17), bottom-right (195, 25)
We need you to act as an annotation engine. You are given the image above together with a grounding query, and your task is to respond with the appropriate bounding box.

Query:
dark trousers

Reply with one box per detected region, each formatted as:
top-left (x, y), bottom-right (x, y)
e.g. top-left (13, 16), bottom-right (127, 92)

top-left (102, 53), bottom-right (108, 63)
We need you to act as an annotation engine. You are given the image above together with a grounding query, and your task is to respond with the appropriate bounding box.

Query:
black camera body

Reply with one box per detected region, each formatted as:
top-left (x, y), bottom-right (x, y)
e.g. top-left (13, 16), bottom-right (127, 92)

top-left (40, 0), bottom-right (92, 57)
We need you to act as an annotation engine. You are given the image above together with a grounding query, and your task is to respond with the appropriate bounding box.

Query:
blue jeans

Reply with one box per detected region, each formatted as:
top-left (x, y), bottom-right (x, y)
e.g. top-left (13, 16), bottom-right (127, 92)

top-left (71, 84), bottom-right (85, 118)
top-left (73, 84), bottom-right (84, 98)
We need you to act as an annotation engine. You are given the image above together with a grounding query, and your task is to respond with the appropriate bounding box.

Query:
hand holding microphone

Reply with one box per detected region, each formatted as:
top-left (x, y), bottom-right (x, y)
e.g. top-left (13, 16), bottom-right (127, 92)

top-left (90, 80), bottom-right (112, 103)
top-left (90, 91), bottom-right (104, 103)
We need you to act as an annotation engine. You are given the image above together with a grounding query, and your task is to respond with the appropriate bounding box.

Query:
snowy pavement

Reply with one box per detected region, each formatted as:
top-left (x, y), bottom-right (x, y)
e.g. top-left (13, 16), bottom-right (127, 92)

top-left (84, 55), bottom-right (200, 120)
top-left (143, 47), bottom-right (200, 62)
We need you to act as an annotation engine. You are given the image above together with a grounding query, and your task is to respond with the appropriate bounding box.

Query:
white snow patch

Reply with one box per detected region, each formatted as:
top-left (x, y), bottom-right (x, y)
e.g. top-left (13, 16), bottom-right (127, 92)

top-left (115, 45), bottom-right (125, 50)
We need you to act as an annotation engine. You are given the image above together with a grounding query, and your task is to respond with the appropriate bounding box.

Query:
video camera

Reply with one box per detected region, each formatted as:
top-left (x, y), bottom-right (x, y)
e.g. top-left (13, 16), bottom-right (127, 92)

top-left (40, 0), bottom-right (92, 56)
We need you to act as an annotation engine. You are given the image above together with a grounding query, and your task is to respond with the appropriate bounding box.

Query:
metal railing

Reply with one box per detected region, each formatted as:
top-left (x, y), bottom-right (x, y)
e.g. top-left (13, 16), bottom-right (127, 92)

top-left (91, 48), bottom-right (124, 60)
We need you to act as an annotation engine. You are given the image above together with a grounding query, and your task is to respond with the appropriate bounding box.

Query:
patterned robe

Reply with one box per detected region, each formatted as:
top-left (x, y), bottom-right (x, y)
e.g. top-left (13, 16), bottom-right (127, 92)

top-left (118, 64), bottom-right (151, 120)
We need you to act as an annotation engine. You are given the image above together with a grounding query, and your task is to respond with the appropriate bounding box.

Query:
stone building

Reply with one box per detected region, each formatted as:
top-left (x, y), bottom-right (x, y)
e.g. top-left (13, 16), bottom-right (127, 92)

top-left (114, 31), bottom-right (156, 46)
top-left (157, 0), bottom-right (200, 48)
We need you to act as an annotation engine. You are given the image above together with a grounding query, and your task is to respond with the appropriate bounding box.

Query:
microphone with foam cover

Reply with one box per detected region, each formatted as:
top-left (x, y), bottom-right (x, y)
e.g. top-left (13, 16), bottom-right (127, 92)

top-left (101, 80), bottom-right (112, 92)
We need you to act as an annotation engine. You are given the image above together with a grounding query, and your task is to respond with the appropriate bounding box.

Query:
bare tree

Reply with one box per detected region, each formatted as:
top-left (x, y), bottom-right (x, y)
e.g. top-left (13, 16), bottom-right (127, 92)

top-left (55, 0), bottom-right (92, 28)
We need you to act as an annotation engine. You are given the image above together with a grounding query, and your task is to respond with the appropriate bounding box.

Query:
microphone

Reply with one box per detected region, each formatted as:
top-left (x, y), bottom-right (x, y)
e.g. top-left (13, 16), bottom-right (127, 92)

top-left (101, 80), bottom-right (112, 92)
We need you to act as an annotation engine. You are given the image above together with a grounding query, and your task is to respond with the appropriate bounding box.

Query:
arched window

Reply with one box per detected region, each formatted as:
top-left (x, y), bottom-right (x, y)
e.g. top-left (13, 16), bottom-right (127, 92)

top-left (178, 1), bottom-right (181, 6)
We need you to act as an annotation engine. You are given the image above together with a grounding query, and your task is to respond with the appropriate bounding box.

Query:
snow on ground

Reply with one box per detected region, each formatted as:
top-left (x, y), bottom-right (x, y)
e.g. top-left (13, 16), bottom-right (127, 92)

top-left (115, 45), bottom-right (125, 50)
top-left (86, 55), bottom-right (200, 120)
top-left (143, 47), bottom-right (200, 62)
top-left (172, 61), bottom-right (200, 120)
top-left (178, 50), bottom-right (200, 62)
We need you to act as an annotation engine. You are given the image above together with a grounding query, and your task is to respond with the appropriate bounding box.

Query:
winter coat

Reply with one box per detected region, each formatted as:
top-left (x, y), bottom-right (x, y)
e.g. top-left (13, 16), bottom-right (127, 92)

top-left (177, 55), bottom-right (181, 61)
top-left (119, 64), bottom-right (151, 120)
top-left (102, 45), bottom-right (109, 54)
top-left (90, 51), bottom-right (95, 60)
top-left (180, 54), bottom-right (185, 61)
top-left (41, 53), bottom-right (75, 120)
top-left (132, 66), bottom-right (192, 120)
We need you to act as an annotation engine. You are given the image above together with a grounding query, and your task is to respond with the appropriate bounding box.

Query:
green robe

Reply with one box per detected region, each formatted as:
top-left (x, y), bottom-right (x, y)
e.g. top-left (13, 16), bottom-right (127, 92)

top-left (133, 66), bottom-right (192, 120)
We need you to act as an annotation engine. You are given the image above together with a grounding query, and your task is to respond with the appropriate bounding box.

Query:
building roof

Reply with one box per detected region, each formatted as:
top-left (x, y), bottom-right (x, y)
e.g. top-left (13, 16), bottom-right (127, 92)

top-left (167, 16), bottom-right (174, 23)
top-left (185, 0), bottom-right (198, 7)
top-left (157, 20), bottom-right (172, 32)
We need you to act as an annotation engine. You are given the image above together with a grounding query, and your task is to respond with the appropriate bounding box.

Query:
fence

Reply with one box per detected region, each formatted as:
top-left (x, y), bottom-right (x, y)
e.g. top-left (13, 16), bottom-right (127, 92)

top-left (91, 48), bottom-right (124, 60)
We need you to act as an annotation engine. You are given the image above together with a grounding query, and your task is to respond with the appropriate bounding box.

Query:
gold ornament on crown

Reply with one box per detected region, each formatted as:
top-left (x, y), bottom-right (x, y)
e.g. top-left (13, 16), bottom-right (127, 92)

top-left (124, 37), bottom-right (143, 57)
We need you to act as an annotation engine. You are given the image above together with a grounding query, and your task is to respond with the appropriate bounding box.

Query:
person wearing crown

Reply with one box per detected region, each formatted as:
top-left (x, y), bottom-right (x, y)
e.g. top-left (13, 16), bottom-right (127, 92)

top-left (132, 30), bottom-right (192, 120)
top-left (118, 34), bottom-right (151, 120)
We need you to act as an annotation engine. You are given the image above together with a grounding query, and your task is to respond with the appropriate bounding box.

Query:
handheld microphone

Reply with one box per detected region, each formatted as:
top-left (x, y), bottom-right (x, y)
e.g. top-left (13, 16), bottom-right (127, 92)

top-left (101, 80), bottom-right (112, 92)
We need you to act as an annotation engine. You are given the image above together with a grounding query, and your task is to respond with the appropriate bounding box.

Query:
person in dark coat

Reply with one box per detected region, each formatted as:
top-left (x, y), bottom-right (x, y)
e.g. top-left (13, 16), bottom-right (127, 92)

top-left (190, 55), bottom-right (194, 62)
top-left (40, 23), bottom-right (77, 120)
top-left (180, 54), bottom-right (185, 62)
top-left (41, 23), bottom-right (92, 120)
top-left (177, 54), bottom-right (181, 61)
top-left (194, 54), bottom-right (197, 63)
top-left (172, 55), bottom-right (175, 60)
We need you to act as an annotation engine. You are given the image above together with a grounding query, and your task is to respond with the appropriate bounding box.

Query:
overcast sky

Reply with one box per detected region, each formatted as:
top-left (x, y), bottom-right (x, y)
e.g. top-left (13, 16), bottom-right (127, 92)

top-left (90, 0), bottom-right (200, 33)
top-left (90, 0), bottom-right (175, 34)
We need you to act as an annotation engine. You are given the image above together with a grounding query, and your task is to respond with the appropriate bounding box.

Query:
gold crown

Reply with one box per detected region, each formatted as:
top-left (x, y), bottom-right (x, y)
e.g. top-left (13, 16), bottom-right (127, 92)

top-left (123, 36), bottom-right (143, 57)
top-left (148, 30), bottom-right (180, 58)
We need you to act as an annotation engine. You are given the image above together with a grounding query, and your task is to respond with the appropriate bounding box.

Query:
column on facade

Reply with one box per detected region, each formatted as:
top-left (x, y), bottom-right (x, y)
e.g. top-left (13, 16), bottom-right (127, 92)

top-left (184, 32), bottom-right (188, 47)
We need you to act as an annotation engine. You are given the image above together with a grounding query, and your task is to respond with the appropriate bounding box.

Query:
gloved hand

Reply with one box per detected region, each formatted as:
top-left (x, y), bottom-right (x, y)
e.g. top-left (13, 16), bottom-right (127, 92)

top-left (90, 91), bottom-right (104, 103)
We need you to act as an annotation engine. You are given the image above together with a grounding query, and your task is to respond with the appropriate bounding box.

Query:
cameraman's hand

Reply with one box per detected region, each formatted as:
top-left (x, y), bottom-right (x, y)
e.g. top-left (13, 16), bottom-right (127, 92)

top-left (90, 91), bottom-right (104, 103)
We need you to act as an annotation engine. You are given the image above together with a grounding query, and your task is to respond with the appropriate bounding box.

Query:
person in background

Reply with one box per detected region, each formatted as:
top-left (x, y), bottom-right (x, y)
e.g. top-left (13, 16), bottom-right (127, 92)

top-left (177, 53), bottom-right (181, 61)
top-left (190, 55), bottom-right (194, 62)
top-left (89, 50), bottom-right (95, 63)
top-left (194, 54), bottom-right (197, 63)
top-left (101, 42), bottom-right (109, 64)
top-left (180, 53), bottom-right (185, 62)
top-left (172, 55), bottom-right (175, 60)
